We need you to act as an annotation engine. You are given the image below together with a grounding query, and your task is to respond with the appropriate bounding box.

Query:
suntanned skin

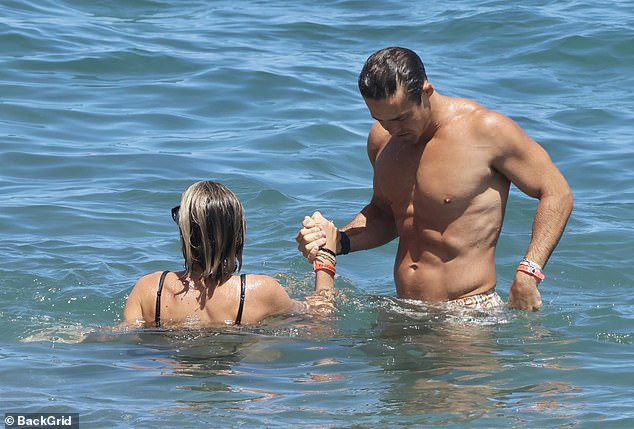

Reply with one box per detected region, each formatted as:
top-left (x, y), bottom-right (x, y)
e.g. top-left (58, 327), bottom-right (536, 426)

top-left (298, 82), bottom-right (573, 310)
top-left (123, 214), bottom-right (338, 328)
top-left (123, 272), bottom-right (301, 327)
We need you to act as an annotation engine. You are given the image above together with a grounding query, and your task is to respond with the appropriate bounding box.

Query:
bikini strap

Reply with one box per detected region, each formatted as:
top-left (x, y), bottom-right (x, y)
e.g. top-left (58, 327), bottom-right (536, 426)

top-left (155, 271), bottom-right (169, 328)
top-left (235, 274), bottom-right (246, 326)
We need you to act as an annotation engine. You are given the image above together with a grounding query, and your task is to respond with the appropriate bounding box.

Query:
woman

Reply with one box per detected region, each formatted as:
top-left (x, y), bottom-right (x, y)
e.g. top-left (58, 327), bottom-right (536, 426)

top-left (123, 181), bottom-right (337, 328)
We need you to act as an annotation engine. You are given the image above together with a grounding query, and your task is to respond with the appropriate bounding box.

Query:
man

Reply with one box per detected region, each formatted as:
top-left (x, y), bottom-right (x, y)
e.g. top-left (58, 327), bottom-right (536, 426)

top-left (296, 47), bottom-right (573, 311)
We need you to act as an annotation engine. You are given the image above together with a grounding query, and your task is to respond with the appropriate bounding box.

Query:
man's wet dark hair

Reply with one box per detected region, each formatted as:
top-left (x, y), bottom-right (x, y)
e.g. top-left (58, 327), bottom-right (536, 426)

top-left (358, 47), bottom-right (428, 104)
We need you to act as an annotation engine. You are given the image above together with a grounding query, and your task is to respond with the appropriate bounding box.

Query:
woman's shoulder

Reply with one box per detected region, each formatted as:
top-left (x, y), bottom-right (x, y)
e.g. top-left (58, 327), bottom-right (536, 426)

top-left (124, 271), bottom-right (171, 327)
top-left (239, 273), bottom-right (286, 298)
top-left (241, 273), bottom-right (280, 287)
top-left (240, 273), bottom-right (293, 316)
top-left (131, 270), bottom-right (185, 301)
top-left (135, 270), bottom-right (170, 289)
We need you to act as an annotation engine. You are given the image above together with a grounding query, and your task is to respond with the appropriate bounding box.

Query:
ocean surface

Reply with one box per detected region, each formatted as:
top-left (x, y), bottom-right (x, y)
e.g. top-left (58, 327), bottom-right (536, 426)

top-left (2, 0), bottom-right (633, 427)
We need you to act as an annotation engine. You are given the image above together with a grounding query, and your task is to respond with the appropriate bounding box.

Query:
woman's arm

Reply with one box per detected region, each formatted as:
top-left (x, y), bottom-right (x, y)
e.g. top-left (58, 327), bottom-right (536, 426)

top-left (300, 211), bottom-right (338, 314)
top-left (121, 275), bottom-right (156, 327)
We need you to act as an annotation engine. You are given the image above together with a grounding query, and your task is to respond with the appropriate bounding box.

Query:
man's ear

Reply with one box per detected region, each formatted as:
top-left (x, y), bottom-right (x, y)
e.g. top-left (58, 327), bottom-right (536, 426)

top-left (422, 81), bottom-right (434, 97)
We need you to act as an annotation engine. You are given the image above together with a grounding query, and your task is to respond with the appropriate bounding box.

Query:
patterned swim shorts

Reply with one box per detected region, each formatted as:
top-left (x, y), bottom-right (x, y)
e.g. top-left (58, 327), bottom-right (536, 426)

top-left (448, 288), bottom-right (504, 309)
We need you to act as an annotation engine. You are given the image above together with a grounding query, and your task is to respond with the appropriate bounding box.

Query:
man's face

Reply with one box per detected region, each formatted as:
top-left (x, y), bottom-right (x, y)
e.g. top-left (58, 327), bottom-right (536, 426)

top-left (364, 85), bottom-right (429, 144)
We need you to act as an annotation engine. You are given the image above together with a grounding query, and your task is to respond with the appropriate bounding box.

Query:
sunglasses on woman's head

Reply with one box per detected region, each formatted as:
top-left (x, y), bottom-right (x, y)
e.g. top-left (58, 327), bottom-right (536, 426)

top-left (171, 205), bottom-right (180, 223)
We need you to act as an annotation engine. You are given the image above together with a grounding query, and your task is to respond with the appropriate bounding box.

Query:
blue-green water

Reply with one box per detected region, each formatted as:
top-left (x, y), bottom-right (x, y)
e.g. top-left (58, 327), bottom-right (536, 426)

top-left (2, 0), bottom-right (633, 427)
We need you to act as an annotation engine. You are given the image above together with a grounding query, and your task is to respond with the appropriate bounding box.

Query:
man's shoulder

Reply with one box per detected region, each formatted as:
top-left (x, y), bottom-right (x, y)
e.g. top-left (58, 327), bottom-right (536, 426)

top-left (367, 121), bottom-right (390, 163)
top-left (447, 97), bottom-right (496, 122)
top-left (447, 98), bottom-right (516, 137)
top-left (368, 121), bottom-right (389, 143)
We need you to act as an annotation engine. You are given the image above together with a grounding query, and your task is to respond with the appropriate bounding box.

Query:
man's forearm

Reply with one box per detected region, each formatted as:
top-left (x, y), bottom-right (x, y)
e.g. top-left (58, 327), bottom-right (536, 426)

top-left (338, 203), bottom-right (398, 253)
top-left (523, 190), bottom-right (573, 268)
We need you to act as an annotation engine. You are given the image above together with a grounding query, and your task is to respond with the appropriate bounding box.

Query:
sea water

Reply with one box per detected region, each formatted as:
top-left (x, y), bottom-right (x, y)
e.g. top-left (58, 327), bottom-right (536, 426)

top-left (1, 0), bottom-right (633, 427)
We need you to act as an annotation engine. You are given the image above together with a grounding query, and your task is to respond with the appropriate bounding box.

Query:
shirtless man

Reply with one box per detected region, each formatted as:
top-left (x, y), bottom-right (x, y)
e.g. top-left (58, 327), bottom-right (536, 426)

top-left (296, 47), bottom-right (573, 311)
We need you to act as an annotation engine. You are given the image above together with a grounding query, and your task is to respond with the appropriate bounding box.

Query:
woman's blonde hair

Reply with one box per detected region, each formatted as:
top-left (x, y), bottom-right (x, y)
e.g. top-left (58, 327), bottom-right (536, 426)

top-left (177, 181), bottom-right (245, 283)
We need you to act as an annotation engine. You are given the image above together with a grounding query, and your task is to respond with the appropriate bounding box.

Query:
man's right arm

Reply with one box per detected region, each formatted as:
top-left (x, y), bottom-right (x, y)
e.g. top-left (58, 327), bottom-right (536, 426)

top-left (338, 122), bottom-right (398, 253)
top-left (297, 195), bottom-right (397, 261)
top-left (297, 121), bottom-right (397, 260)
top-left (338, 196), bottom-right (397, 254)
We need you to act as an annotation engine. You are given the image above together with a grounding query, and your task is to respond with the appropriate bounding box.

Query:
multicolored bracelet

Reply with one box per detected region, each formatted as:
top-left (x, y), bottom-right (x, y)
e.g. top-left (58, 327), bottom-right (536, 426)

top-left (517, 258), bottom-right (546, 282)
top-left (316, 252), bottom-right (336, 267)
top-left (319, 247), bottom-right (337, 258)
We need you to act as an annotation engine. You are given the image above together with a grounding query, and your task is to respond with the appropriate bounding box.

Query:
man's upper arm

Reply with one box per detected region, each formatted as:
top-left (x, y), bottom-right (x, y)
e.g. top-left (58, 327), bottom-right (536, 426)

top-left (341, 121), bottom-right (396, 242)
top-left (367, 121), bottom-right (389, 168)
top-left (365, 122), bottom-right (395, 214)
top-left (487, 112), bottom-right (569, 199)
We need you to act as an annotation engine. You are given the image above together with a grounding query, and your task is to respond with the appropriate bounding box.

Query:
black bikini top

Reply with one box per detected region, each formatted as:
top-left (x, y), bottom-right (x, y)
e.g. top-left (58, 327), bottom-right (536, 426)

top-left (155, 272), bottom-right (246, 327)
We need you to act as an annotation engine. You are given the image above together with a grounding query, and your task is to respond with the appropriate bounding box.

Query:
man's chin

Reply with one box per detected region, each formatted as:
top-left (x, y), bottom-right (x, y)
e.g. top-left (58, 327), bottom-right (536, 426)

top-left (395, 134), bottom-right (418, 144)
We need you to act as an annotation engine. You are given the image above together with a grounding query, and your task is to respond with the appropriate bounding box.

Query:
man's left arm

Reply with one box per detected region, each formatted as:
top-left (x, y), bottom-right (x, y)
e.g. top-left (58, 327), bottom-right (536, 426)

top-left (488, 112), bottom-right (574, 310)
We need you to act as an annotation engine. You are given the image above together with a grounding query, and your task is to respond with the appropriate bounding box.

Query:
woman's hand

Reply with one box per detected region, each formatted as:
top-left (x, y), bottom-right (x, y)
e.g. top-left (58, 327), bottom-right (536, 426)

top-left (296, 211), bottom-right (339, 262)
top-left (310, 211), bottom-right (338, 254)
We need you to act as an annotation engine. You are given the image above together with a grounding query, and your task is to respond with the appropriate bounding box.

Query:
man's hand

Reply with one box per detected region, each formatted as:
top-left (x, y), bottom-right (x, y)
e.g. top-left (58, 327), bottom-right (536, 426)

top-left (295, 212), bottom-right (328, 262)
top-left (508, 272), bottom-right (542, 311)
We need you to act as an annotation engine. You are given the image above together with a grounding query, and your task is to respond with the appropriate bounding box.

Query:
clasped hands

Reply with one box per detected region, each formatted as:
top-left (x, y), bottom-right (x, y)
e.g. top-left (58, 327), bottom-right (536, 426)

top-left (296, 211), bottom-right (338, 263)
top-left (296, 211), bottom-right (339, 314)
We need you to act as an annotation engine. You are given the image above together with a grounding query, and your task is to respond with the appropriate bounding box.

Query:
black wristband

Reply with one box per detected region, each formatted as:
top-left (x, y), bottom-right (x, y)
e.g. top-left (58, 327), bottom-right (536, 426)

top-left (320, 247), bottom-right (337, 258)
top-left (337, 230), bottom-right (350, 255)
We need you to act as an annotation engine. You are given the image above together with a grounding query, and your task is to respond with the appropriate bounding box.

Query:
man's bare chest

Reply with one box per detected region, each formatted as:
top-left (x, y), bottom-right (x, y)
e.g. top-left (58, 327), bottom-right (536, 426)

top-left (374, 140), bottom-right (495, 211)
